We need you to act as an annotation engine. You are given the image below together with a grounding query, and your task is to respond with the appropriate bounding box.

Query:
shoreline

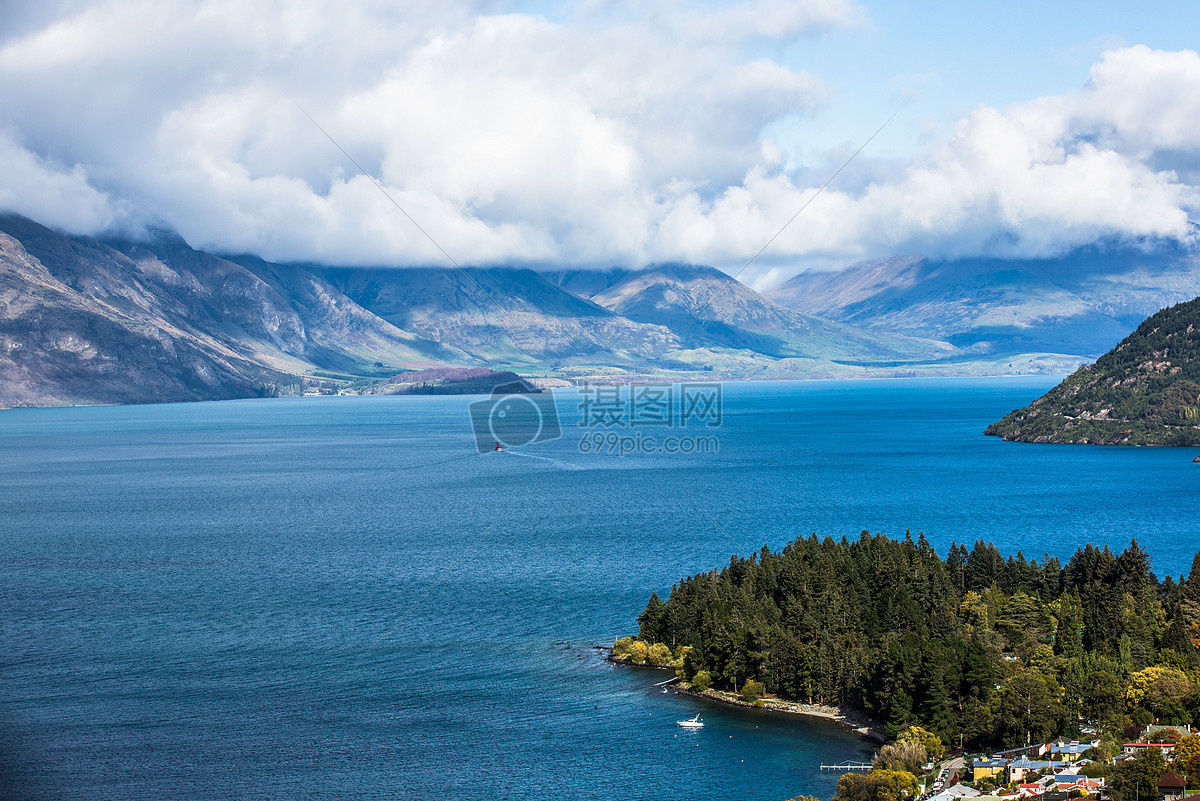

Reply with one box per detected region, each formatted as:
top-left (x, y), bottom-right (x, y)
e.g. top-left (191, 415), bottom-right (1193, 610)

top-left (673, 684), bottom-right (886, 743)
top-left (1, 373), bottom-right (1071, 414)
top-left (607, 650), bottom-right (887, 744)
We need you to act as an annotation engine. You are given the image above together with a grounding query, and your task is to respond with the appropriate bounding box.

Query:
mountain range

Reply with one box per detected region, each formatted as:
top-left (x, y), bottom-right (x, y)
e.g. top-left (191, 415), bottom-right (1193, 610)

top-left (3, 211), bottom-right (1200, 409)
top-left (765, 244), bottom-right (1200, 360)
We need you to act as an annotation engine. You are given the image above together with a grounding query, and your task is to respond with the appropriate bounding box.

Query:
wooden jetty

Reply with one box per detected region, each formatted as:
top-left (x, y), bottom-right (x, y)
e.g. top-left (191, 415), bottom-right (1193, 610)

top-left (820, 763), bottom-right (873, 772)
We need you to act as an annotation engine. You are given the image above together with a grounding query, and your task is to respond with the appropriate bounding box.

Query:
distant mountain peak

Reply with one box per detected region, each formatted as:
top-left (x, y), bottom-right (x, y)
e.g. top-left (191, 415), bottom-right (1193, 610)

top-left (640, 262), bottom-right (734, 280)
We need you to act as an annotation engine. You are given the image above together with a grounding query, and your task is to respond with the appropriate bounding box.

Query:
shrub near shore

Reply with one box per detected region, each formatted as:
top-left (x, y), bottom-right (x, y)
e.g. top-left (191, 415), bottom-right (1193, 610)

top-left (610, 636), bottom-right (686, 668)
top-left (611, 635), bottom-right (763, 704)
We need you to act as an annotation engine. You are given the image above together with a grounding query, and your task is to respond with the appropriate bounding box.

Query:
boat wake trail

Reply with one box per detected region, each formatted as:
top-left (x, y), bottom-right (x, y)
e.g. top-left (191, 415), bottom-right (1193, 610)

top-left (501, 449), bottom-right (583, 471)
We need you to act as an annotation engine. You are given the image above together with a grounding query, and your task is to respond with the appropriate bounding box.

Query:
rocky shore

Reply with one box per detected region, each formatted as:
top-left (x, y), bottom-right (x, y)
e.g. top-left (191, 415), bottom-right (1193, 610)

top-left (605, 642), bottom-right (885, 741)
top-left (673, 684), bottom-right (885, 743)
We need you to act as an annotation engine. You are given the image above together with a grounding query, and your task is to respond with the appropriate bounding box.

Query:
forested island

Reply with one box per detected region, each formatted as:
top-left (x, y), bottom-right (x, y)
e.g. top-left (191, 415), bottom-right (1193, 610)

top-left (365, 367), bottom-right (540, 395)
top-left (624, 533), bottom-right (1200, 753)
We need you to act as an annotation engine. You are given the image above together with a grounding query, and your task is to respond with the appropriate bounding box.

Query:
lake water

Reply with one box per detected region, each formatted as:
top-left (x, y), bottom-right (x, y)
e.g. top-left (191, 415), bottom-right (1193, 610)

top-left (2, 377), bottom-right (1198, 800)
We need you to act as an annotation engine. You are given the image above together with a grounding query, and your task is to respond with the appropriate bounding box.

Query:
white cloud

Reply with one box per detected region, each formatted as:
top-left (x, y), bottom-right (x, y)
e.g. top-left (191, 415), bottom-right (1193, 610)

top-left (0, 3), bottom-right (1197, 278)
top-left (667, 0), bottom-right (865, 42)
top-left (0, 0), bottom-right (831, 265)
top-left (0, 130), bottom-right (120, 233)
top-left (577, 0), bottom-right (864, 42)
top-left (1073, 45), bottom-right (1200, 154)
top-left (650, 45), bottom-right (1200, 280)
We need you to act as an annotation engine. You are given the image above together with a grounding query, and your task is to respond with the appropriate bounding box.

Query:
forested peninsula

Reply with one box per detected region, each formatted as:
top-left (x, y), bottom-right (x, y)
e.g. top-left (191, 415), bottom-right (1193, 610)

top-left (985, 296), bottom-right (1200, 446)
top-left (626, 533), bottom-right (1200, 751)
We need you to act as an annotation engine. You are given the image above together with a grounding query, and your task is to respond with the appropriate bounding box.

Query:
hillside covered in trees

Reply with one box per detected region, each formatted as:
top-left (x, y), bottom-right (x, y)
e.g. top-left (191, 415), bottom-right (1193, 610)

top-left (634, 533), bottom-right (1200, 750)
top-left (985, 296), bottom-right (1200, 445)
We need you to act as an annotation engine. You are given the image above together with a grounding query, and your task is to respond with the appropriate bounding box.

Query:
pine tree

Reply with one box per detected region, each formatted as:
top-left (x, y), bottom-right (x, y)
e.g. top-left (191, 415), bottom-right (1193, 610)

top-left (638, 592), bottom-right (668, 643)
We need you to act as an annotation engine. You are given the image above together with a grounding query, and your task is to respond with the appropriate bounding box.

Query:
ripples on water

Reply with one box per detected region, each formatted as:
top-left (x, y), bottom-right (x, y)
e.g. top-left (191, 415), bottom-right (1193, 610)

top-left (2, 378), bottom-right (1197, 800)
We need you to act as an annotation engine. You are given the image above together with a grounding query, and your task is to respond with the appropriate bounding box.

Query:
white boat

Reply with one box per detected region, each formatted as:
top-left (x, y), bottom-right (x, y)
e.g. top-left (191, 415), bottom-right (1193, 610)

top-left (677, 714), bottom-right (704, 728)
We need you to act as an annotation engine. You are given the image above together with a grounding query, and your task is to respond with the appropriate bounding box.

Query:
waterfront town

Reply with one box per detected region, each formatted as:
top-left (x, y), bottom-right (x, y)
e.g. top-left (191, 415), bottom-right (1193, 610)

top-left (922, 726), bottom-right (1197, 801)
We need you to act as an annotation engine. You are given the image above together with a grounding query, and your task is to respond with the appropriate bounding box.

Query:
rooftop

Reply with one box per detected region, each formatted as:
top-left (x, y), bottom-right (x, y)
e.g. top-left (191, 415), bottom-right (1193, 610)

top-left (1160, 771), bottom-right (1188, 790)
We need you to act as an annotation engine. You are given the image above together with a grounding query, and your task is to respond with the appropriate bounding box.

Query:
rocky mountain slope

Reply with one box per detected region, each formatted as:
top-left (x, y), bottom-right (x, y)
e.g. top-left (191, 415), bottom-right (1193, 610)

top-left (578, 262), bottom-right (955, 364)
top-left (0, 214), bottom-right (467, 408)
top-left (0, 223), bottom-right (272, 407)
top-left (309, 265), bottom-right (681, 367)
top-left (985, 296), bottom-right (1200, 445)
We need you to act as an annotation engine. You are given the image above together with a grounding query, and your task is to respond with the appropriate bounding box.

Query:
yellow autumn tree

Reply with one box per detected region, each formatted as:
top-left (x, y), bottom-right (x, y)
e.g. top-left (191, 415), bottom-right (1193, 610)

top-left (626, 639), bottom-right (650, 664)
top-left (1172, 734), bottom-right (1200, 784)
top-left (833, 770), bottom-right (920, 801)
top-left (898, 725), bottom-right (945, 762)
top-left (1125, 666), bottom-right (1191, 709)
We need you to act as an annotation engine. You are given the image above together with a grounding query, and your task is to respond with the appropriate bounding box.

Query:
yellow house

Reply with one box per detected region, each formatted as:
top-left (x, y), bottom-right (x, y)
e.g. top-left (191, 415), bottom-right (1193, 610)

top-left (1048, 742), bottom-right (1090, 762)
top-left (973, 758), bottom-right (1007, 783)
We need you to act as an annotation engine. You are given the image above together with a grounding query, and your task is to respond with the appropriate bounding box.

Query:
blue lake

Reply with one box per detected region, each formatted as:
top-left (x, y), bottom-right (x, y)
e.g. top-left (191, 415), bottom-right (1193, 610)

top-left (2, 377), bottom-right (1198, 800)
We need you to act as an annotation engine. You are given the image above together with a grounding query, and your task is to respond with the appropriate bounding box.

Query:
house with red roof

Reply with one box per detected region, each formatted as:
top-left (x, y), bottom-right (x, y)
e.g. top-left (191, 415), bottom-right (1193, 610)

top-left (1122, 742), bottom-right (1177, 758)
top-left (1160, 770), bottom-right (1188, 801)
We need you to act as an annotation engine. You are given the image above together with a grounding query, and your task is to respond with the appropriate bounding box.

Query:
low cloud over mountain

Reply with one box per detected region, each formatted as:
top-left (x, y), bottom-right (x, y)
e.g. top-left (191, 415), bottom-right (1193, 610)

top-left (0, 3), bottom-right (1197, 287)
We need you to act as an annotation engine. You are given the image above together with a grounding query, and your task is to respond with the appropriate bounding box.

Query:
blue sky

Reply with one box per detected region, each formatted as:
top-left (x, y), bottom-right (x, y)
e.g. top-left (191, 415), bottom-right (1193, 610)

top-left (0, 0), bottom-right (1198, 285)
top-left (778, 0), bottom-right (1200, 158)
